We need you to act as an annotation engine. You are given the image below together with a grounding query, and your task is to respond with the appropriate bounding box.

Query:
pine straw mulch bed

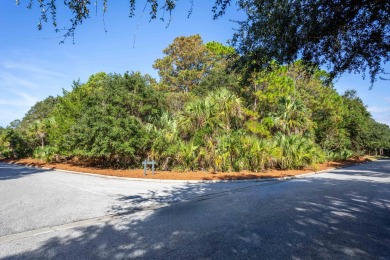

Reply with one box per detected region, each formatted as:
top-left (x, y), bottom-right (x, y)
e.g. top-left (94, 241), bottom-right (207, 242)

top-left (0, 157), bottom-right (370, 181)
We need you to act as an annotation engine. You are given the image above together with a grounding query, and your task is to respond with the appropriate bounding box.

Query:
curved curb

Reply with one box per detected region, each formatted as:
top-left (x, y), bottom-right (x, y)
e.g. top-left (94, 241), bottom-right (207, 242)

top-left (1, 160), bottom-right (371, 184)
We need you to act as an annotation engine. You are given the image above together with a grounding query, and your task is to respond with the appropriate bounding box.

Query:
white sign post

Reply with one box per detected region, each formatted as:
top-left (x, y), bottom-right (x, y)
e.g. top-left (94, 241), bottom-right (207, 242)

top-left (142, 160), bottom-right (157, 176)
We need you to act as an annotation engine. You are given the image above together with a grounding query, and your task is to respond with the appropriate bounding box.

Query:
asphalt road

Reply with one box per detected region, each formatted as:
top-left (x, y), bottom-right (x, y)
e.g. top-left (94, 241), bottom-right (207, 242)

top-left (0, 160), bottom-right (389, 259)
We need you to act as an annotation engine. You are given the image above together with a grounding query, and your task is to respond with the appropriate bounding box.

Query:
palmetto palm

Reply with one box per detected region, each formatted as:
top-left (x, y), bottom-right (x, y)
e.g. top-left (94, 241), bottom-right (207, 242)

top-left (209, 88), bottom-right (244, 130)
top-left (148, 112), bottom-right (179, 169)
top-left (176, 141), bottom-right (199, 171)
top-left (274, 133), bottom-right (324, 169)
top-left (178, 88), bottom-right (244, 138)
top-left (274, 97), bottom-right (312, 135)
top-left (241, 136), bottom-right (280, 171)
top-left (178, 97), bottom-right (220, 137)
top-left (28, 117), bottom-right (56, 149)
top-left (215, 132), bottom-right (243, 171)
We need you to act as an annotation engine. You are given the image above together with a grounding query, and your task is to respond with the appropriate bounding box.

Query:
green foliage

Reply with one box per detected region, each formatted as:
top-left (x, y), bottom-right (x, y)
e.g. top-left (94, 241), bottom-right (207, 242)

top-left (284, 62), bottom-right (348, 151)
top-left (273, 96), bottom-right (313, 135)
top-left (245, 121), bottom-right (273, 138)
top-left (178, 88), bottom-right (245, 139)
top-left (240, 135), bottom-right (279, 171)
top-left (20, 96), bottom-right (58, 130)
top-left (147, 112), bottom-right (180, 169)
top-left (53, 72), bottom-right (162, 167)
top-left (274, 134), bottom-right (325, 170)
top-left (33, 146), bottom-right (58, 162)
top-left (27, 117), bottom-right (56, 150)
top-left (66, 114), bottom-right (150, 167)
top-left (247, 62), bottom-right (295, 114)
top-left (48, 77), bottom-right (95, 150)
top-left (364, 120), bottom-right (390, 154)
top-left (326, 149), bottom-right (353, 162)
top-left (232, 0), bottom-right (389, 85)
top-left (3, 34), bottom-right (390, 171)
top-left (192, 41), bottom-right (239, 96)
top-left (153, 35), bottom-right (213, 92)
top-left (176, 141), bottom-right (199, 171)
top-left (341, 90), bottom-right (372, 153)
top-left (0, 127), bottom-right (30, 158)
top-left (205, 41), bottom-right (236, 57)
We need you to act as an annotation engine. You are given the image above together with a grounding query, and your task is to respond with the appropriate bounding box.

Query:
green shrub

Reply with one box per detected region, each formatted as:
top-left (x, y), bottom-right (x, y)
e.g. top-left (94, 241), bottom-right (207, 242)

top-left (33, 146), bottom-right (58, 162)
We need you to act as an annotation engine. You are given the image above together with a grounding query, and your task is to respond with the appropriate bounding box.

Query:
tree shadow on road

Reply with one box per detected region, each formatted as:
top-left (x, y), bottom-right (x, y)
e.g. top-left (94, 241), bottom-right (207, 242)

top-left (323, 159), bottom-right (390, 179)
top-left (2, 163), bottom-right (390, 259)
top-left (0, 162), bottom-right (49, 181)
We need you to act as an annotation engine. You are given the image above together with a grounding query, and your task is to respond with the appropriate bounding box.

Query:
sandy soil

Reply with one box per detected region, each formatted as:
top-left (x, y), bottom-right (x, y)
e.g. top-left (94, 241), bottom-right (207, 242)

top-left (0, 157), bottom-right (369, 181)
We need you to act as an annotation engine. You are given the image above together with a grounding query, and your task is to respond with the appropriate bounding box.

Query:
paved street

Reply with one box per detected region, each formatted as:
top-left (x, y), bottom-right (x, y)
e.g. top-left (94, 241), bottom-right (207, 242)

top-left (0, 160), bottom-right (389, 259)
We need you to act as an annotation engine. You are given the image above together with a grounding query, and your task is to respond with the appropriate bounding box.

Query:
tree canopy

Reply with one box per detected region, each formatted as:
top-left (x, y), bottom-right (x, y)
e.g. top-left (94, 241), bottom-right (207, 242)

top-left (232, 0), bottom-right (390, 85)
top-left (153, 34), bottom-right (213, 92)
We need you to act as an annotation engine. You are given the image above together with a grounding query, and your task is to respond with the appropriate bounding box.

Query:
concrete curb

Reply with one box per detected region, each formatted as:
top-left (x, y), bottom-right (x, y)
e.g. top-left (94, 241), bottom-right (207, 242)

top-left (1, 160), bottom-right (371, 184)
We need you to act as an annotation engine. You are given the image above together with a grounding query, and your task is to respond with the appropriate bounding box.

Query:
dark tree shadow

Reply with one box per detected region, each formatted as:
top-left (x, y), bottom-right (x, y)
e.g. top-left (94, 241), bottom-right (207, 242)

top-left (2, 162), bottom-right (390, 259)
top-left (0, 162), bottom-right (50, 181)
top-left (323, 158), bottom-right (390, 179)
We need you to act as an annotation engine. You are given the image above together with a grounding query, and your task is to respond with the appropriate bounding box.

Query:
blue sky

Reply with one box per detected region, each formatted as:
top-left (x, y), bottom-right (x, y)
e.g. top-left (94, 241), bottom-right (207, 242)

top-left (1, 1), bottom-right (389, 127)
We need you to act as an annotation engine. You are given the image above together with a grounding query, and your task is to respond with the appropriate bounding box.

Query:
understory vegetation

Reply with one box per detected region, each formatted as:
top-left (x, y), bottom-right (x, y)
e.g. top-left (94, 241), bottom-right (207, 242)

top-left (1, 35), bottom-right (390, 172)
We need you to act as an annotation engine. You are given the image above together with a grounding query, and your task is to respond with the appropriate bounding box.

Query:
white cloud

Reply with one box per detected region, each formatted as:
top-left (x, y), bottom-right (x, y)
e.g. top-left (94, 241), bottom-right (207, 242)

top-left (0, 71), bottom-right (39, 89)
top-left (1, 60), bottom-right (66, 78)
top-left (0, 91), bottom-right (39, 126)
top-left (0, 91), bottom-right (38, 107)
top-left (367, 106), bottom-right (390, 113)
top-left (374, 115), bottom-right (390, 126)
top-left (366, 105), bottom-right (390, 126)
top-left (0, 56), bottom-right (70, 126)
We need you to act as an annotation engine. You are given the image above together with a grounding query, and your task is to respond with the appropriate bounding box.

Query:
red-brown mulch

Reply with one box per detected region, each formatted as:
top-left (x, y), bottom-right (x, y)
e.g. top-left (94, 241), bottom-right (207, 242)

top-left (0, 157), bottom-right (369, 181)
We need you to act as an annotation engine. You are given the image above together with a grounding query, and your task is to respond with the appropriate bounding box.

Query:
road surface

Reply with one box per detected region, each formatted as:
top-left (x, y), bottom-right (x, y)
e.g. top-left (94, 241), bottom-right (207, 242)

top-left (0, 160), bottom-right (389, 259)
